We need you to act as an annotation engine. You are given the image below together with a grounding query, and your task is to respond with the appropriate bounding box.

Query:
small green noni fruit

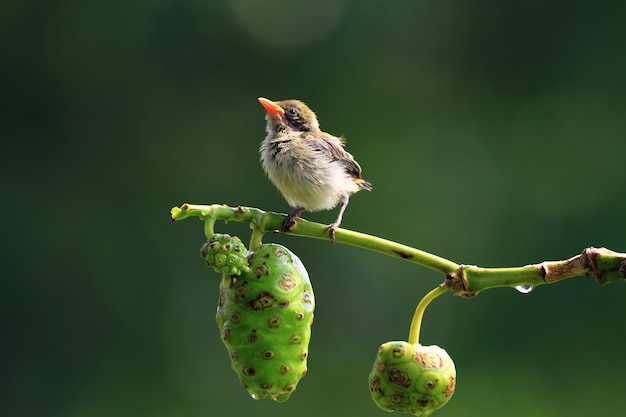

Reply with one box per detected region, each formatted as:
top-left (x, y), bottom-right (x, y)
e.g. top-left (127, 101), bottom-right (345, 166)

top-left (216, 243), bottom-right (314, 402)
top-left (201, 234), bottom-right (250, 276)
top-left (369, 341), bottom-right (456, 416)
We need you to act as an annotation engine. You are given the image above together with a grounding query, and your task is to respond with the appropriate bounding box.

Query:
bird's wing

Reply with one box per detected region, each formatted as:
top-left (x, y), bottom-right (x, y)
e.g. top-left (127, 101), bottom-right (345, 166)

top-left (303, 132), bottom-right (364, 180)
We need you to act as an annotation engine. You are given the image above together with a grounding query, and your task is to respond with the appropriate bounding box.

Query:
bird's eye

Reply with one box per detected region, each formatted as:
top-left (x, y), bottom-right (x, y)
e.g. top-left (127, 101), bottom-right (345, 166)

top-left (287, 108), bottom-right (298, 116)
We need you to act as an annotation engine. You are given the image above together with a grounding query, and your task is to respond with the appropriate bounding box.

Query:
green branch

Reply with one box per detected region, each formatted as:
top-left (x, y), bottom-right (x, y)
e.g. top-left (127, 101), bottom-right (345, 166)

top-left (171, 203), bottom-right (626, 296)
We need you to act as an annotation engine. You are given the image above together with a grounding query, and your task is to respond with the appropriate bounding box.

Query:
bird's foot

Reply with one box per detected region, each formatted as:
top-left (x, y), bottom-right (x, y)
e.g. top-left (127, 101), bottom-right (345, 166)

top-left (324, 222), bottom-right (340, 243)
top-left (283, 208), bottom-right (304, 233)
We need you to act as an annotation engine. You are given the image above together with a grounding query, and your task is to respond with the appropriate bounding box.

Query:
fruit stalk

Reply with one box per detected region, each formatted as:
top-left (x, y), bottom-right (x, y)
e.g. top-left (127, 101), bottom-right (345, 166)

top-left (407, 286), bottom-right (449, 345)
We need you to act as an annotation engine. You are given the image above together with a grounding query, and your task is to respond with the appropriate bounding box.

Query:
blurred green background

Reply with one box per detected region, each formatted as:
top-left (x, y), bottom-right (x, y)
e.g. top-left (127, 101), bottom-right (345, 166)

top-left (3, 1), bottom-right (626, 416)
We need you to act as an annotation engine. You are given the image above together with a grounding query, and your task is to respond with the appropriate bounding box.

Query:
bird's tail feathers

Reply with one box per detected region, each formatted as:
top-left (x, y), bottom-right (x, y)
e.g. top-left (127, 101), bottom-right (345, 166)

top-left (356, 178), bottom-right (372, 191)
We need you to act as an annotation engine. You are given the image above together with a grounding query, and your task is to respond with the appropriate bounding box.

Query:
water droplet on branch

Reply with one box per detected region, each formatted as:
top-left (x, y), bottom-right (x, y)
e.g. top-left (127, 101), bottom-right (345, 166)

top-left (515, 285), bottom-right (534, 294)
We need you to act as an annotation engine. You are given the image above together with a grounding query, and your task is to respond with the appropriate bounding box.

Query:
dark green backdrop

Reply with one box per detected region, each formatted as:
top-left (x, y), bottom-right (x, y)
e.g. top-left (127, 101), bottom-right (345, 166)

top-left (3, 1), bottom-right (626, 416)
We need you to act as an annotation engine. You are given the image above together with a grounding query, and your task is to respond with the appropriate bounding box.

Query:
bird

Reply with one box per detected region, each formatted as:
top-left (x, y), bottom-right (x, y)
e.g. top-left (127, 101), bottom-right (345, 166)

top-left (258, 97), bottom-right (372, 241)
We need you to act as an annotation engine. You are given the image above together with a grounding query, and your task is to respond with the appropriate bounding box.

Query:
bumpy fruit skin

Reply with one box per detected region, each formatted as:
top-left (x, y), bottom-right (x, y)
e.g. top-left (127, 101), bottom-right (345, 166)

top-left (216, 243), bottom-right (314, 402)
top-left (200, 234), bottom-right (250, 276)
top-left (369, 341), bottom-right (456, 417)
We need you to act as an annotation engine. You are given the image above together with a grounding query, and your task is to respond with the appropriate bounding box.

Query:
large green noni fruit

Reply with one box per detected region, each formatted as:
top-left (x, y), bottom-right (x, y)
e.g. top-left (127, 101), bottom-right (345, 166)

top-left (369, 341), bottom-right (456, 416)
top-left (216, 243), bottom-right (314, 402)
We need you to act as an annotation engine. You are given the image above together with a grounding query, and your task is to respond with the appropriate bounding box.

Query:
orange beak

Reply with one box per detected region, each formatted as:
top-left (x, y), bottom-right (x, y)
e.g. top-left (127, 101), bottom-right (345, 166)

top-left (258, 97), bottom-right (285, 116)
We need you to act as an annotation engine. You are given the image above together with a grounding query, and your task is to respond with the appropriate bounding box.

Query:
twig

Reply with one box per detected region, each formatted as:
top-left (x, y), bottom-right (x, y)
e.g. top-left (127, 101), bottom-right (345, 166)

top-left (171, 203), bottom-right (626, 296)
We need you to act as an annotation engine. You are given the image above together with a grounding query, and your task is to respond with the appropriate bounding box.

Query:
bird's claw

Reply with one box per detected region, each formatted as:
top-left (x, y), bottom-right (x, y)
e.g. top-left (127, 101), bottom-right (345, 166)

top-left (325, 223), bottom-right (339, 244)
top-left (282, 217), bottom-right (298, 233)
top-left (283, 209), bottom-right (304, 233)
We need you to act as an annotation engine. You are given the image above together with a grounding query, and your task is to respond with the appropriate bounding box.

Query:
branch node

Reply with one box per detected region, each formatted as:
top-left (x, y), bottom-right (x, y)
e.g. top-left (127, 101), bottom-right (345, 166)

top-left (451, 265), bottom-right (477, 298)
top-left (582, 246), bottom-right (604, 283)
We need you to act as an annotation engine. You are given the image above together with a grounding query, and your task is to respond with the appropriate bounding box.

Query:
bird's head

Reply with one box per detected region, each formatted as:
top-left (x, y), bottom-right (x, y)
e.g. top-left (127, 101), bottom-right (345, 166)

top-left (258, 97), bottom-right (320, 134)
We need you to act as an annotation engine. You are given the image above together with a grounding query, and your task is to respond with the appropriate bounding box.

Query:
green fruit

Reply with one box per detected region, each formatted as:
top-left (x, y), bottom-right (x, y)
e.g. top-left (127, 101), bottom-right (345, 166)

top-left (201, 234), bottom-right (250, 276)
top-left (216, 243), bottom-right (314, 402)
top-left (369, 341), bottom-right (456, 416)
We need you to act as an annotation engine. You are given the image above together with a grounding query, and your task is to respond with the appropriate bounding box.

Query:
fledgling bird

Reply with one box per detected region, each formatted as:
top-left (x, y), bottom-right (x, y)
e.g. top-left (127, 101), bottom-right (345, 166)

top-left (258, 97), bottom-right (372, 240)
